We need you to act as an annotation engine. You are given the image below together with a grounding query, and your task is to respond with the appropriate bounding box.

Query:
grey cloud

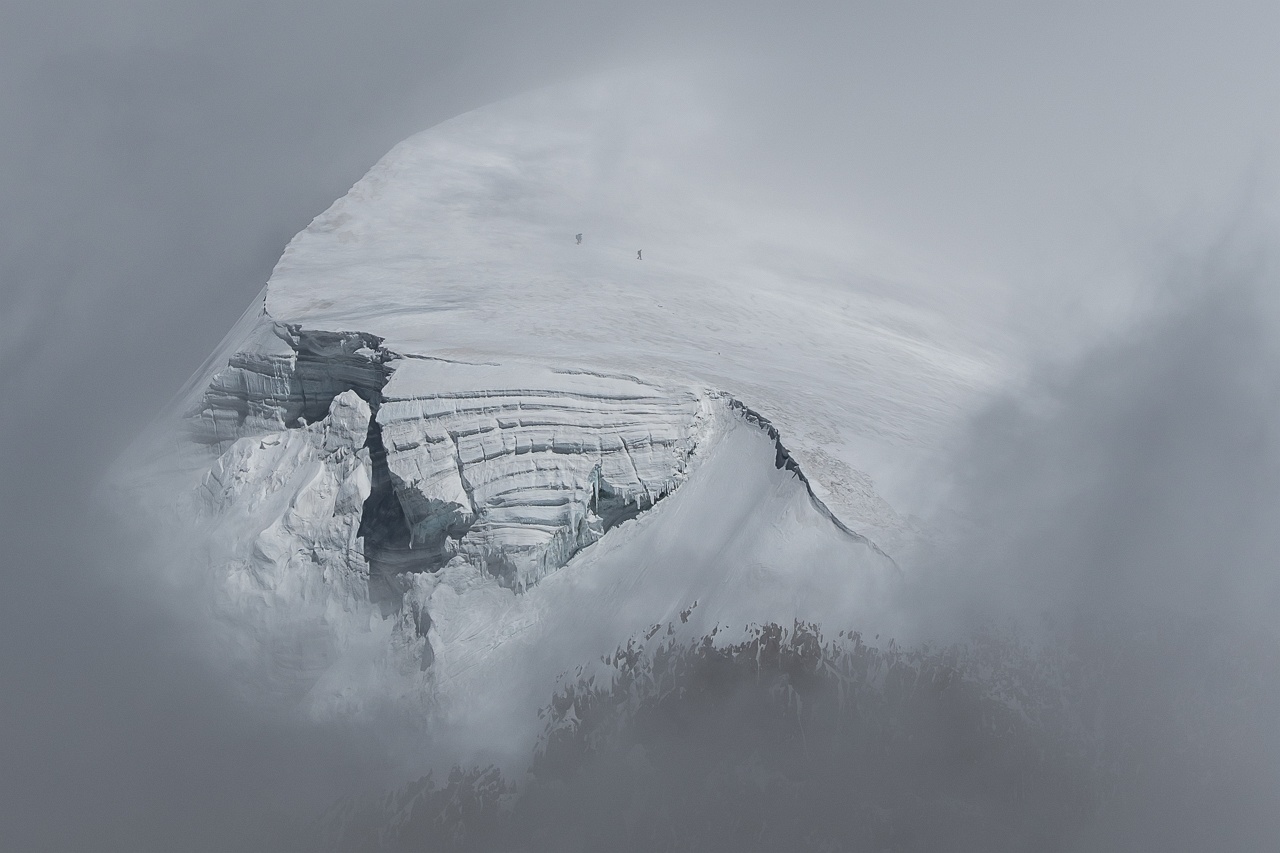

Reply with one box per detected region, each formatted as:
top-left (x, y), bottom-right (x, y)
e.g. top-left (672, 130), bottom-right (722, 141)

top-left (887, 231), bottom-right (1280, 849)
top-left (907, 234), bottom-right (1280, 636)
top-left (3, 2), bottom-right (1280, 849)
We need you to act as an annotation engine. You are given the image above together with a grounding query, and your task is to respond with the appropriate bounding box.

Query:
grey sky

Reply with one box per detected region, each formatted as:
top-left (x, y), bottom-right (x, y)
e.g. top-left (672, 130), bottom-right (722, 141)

top-left (3, 2), bottom-right (1279, 849)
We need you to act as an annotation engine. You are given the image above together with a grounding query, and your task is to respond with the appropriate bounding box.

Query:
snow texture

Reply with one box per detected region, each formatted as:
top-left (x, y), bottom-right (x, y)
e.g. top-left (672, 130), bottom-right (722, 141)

top-left (377, 360), bottom-right (708, 590)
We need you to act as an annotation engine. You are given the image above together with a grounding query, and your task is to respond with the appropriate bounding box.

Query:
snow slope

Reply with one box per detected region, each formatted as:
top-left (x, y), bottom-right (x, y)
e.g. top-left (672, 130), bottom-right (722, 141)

top-left (117, 73), bottom-right (1017, 748)
top-left (265, 74), bottom-right (1014, 544)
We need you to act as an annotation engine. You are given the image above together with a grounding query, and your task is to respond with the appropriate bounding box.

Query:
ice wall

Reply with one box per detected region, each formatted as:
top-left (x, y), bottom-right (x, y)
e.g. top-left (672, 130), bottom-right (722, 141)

top-left (376, 360), bottom-right (708, 589)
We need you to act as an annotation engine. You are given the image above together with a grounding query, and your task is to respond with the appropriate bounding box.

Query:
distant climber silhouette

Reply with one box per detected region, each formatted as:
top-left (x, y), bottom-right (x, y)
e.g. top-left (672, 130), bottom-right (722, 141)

top-left (575, 233), bottom-right (582, 245)
top-left (636, 249), bottom-right (642, 260)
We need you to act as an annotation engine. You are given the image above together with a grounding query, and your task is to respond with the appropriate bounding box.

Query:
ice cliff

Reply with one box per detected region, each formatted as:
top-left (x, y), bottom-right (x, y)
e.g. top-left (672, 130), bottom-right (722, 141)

top-left (374, 360), bottom-right (708, 590)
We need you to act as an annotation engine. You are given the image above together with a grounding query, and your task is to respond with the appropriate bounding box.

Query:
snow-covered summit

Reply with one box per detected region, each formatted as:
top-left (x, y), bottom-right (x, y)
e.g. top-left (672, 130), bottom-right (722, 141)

top-left (267, 73), bottom-right (1013, 537)
top-left (119, 73), bottom-right (1015, 752)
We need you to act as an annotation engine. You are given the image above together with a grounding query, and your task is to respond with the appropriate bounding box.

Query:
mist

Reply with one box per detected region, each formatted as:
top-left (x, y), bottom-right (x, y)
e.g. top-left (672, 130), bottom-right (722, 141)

top-left (892, 230), bottom-right (1280, 849)
top-left (4, 2), bottom-right (1280, 850)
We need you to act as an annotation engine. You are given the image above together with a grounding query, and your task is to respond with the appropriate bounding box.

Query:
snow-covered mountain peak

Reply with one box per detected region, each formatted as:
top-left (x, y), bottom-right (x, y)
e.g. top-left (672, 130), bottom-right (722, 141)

top-left (118, 74), bottom-right (1012, 741)
top-left (264, 74), bottom-right (1015, 534)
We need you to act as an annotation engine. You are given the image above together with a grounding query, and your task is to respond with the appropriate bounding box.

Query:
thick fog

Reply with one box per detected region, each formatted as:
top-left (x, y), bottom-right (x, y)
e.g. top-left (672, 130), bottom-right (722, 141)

top-left (3, 2), bottom-right (1280, 850)
top-left (889, 236), bottom-right (1280, 849)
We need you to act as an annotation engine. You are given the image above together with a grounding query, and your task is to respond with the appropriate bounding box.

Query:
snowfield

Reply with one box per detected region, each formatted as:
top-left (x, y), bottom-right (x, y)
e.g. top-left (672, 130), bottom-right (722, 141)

top-left (116, 73), bottom-right (1020, 756)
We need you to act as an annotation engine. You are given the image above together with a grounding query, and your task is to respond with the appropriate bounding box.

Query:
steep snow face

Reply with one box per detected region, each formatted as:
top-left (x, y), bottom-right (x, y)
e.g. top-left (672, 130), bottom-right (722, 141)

top-left (117, 73), bottom-right (1016, 737)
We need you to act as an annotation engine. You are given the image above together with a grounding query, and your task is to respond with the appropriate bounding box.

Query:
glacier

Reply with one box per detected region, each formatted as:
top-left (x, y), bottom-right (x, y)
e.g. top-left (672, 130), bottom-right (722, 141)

top-left (114, 73), bottom-right (1019, 752)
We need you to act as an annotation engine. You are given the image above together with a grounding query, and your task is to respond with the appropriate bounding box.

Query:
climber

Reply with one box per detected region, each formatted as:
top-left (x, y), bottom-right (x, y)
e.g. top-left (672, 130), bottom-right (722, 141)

top-left (636, 249), bottom-right (642, 260)
top-left (575, 233), bottom-right (582, 245)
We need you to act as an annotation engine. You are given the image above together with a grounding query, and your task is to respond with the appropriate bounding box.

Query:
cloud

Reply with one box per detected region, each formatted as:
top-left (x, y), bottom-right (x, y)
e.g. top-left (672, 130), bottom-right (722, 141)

top-left (889, 222), bottom-right (1280, 849)
top-left (3, 2), bottom-right (1280, 849)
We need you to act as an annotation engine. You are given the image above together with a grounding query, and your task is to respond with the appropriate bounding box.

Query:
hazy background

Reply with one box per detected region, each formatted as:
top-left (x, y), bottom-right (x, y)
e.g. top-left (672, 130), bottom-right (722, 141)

top-left (3, 2), bottom-right (1279, 849)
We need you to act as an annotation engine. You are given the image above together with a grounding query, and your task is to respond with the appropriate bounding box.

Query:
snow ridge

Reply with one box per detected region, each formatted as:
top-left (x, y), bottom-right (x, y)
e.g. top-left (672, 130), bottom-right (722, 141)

top-left (726, 398), bottom-right (896, 564)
